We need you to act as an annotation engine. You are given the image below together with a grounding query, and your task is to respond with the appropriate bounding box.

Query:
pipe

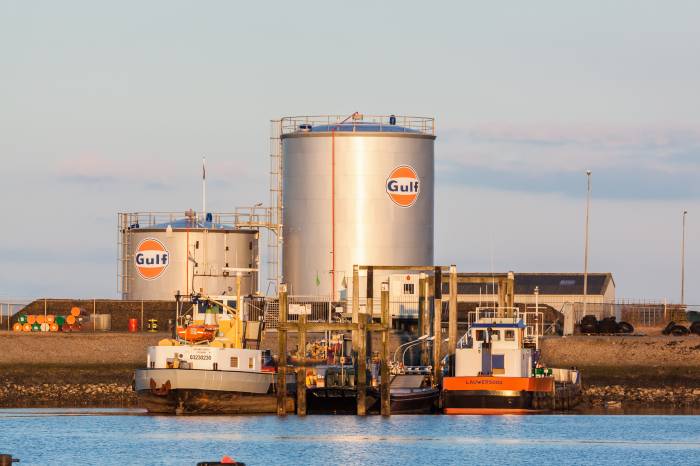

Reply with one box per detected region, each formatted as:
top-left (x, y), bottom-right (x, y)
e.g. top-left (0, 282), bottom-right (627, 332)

top-left (332, 112), bottom-right (358, 301)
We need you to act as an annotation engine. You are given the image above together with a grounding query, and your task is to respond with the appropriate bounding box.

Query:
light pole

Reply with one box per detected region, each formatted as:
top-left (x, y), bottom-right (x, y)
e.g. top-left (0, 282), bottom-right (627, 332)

top-left (683, 210), bottom-right (688, 305)
top-left (402, 336), bottom-right (435, 366)
top-left (583, 170), bottom-right (591, 318)
top-left (393, 334), bottom-right (429, 362)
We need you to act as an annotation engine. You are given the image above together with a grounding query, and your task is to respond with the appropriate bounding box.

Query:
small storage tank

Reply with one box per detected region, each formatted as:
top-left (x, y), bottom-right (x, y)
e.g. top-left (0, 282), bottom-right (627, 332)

top-left (118, 213), bottom-right (260, 301)
top-left (281, 115), bottom-right (435, 299)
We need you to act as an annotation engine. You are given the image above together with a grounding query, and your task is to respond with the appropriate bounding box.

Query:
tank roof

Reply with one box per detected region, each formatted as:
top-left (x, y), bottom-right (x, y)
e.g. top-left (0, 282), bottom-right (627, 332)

top-left (280, 115), bottom-right (434, 136)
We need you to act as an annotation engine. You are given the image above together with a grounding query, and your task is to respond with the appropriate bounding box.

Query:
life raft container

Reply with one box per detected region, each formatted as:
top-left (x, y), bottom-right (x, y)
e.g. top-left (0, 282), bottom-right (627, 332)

top-left (176, 324), bottom-right (218, 343)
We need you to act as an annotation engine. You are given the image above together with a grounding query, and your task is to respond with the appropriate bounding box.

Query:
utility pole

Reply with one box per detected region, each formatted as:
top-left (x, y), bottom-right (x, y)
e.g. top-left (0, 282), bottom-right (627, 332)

top-left (583, 170), bottom-right (591, 318)
top-left (682, 210), bottom-right (688, 305)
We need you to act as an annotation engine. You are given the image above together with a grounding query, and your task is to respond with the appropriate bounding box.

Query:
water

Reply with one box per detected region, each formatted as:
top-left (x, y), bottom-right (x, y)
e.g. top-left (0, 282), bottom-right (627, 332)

top-left (1, 409), bottom-right (699, 465)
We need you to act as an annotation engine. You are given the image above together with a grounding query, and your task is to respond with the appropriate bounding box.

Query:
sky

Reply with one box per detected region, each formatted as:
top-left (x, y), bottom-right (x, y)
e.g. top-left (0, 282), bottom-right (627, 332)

top-left (1, 1), bottom-right (699, 303)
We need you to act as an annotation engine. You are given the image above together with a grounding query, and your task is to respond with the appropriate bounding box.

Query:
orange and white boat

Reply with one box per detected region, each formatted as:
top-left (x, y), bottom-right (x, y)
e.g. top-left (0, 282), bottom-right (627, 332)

top-left (442, 310), bottom-right (581, 414)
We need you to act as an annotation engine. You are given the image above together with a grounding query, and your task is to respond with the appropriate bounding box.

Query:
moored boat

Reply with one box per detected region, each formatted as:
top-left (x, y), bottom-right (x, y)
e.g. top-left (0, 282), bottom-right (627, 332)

top-left (442, 310), bottom-right (581, 414)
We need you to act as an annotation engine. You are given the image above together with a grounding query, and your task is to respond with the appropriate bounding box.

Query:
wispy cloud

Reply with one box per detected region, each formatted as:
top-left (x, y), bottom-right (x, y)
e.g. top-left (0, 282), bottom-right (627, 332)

top-left (54, 152), bottom-right (257, 186)
top-left (438, 122), bottom-right (700, 199)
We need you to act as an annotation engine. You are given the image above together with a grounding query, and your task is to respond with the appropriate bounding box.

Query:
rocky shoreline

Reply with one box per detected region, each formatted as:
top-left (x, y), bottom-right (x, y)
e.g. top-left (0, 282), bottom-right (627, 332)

top-left (0, 381), bottom-right (140, 408)
top-left (582, 385), bottom-right (700, 408)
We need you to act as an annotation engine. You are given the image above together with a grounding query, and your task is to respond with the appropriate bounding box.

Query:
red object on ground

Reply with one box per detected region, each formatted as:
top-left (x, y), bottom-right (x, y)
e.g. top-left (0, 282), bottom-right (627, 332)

top-left (129, 319), bottom-right (138, 332)
top-left (221, 456), bottom-right (235, 463)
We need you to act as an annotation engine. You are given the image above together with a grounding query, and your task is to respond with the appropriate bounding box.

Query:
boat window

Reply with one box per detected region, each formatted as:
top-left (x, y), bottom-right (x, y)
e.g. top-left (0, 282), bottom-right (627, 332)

top-left (226, 300), bottom-right (237, 311)
top-left (403, 284), bottom-right (414, 295)
top-left (505, 330), bottom-right (515, 341)
top-left (475, 330), bottom-right (486, 341)
top-left (249, 357), bottom-right (255, 369)
top-left (230, 357), bottom-right (239, 368)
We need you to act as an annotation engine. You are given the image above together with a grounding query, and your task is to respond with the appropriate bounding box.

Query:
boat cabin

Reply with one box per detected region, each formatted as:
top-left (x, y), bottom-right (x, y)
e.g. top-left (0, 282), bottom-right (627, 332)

top-left (454, 318), bottom-right (533, 378)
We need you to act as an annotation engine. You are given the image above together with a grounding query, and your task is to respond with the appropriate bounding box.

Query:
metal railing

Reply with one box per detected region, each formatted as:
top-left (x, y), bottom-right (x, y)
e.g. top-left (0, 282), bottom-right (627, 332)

top-left (280, 115), bottom-right (435, 136)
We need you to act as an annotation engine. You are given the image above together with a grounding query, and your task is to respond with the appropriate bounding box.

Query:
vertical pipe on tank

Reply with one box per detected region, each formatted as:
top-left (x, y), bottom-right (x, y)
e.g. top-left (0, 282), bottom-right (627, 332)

top-left (331, 112), bottom-right (358, 300)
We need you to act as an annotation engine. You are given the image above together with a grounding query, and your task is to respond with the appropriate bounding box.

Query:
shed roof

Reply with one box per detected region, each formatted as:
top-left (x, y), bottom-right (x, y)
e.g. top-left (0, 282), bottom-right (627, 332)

top-left (443, 273), bottom-right (614, 296)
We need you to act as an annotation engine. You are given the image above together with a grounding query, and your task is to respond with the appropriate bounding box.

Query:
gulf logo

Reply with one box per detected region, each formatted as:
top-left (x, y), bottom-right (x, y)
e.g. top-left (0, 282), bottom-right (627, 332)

top-left (385, 165), bottom-right (420, 207)
top-left (134, 238), bottom-right (170, 280)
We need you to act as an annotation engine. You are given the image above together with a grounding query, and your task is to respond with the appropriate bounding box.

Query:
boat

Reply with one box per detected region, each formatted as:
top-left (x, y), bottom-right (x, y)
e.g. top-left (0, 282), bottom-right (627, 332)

top-left (442, 308), bottom-right (581, 414)
top-left (368, 374), bottom-right (440, 414)
top-left (134, 292), bottom-right (295, 414)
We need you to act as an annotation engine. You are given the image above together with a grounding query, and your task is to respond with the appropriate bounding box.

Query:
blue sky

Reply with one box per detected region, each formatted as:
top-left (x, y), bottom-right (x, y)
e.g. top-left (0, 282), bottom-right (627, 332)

top-left (1, 1), bottom-right (698, 302)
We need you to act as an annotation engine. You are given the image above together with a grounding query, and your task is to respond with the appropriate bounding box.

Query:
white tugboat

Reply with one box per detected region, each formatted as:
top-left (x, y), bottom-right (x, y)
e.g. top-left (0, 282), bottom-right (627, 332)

top-left (134, 273), bottom-right (294, 414)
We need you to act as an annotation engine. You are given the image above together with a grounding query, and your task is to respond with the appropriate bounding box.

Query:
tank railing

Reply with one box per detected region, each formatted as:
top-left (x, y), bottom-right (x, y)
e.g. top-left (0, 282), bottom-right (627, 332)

top-left (117, 211), bottom-right (274, 231)
top-left (280, 115), bottom-right (434, 136)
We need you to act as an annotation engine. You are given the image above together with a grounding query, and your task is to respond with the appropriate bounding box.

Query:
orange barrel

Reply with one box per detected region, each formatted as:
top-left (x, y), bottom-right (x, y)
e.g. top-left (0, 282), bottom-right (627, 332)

top-left (71, 307), bottom-right (87, 317)
top-left (49, 323), bottom-right (59, 332)
top-left (66, 315), bottom-right (76, 325)
top-left (40, 323), bottom-right (49, 332)
top-left (36, 315), bottom-right (45, 325)
top-left (13, 323), bottom-right (23, 331)
top-left (71, 323), bottom-right (82, 332)
top-left (22, 323), bottom-right (32, 331)
top-left (129, 319), bottom-right (138, 332)
top-left (46, 315), bottom-right (55, 324)
top-left (27, 315), bottom-right (36, 325)
top-left (61, 323), bottom-right (71, 332)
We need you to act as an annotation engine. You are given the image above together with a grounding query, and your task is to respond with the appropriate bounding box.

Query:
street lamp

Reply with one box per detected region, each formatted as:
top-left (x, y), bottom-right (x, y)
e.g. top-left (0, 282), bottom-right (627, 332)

top-left (683, 210), bottom-right (688, 305)
top-left (583, 170), bottom-right (591, 317)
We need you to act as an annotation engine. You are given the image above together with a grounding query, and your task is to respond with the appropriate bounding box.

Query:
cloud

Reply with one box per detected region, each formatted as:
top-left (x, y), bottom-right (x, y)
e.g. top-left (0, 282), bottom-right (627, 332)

top-left (437, 122), bottom-right (700, 199)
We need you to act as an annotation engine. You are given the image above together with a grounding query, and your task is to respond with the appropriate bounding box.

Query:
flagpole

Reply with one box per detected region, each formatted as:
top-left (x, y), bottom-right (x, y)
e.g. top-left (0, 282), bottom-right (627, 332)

top-left (203, 157), bottom-right (206, 219)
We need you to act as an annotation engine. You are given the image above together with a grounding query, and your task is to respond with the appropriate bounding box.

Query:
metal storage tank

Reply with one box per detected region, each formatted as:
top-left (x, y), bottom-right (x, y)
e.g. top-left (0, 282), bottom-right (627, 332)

top-left (281, 115), bottom-right (435, 299)
top-left (118, 213), bottom-right (260, 301)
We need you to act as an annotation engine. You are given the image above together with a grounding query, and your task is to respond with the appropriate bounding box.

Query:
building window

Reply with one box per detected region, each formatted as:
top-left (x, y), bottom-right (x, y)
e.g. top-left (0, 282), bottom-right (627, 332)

top-left (403, 284), bottom-right (415, 295)
top-left (230, 357), bottom-right (239, 368)
top-left (505, 330), bottom-right (515, 341)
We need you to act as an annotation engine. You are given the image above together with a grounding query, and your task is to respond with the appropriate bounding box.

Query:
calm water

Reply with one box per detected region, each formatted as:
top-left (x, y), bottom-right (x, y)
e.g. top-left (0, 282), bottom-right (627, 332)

top-left (1, 408), bottom-right (700, 465)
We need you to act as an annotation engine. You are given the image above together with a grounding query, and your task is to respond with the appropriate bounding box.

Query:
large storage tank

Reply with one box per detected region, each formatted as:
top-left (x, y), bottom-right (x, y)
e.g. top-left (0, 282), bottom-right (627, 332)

top-left (118, 213), bottom-right (260, 301)
top-left (281, 115), bottom-right (435, 299)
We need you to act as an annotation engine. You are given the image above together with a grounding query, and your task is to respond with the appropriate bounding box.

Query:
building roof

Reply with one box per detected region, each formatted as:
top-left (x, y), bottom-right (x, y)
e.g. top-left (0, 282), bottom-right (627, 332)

top-left (443, 273), bottom-right (614, 296)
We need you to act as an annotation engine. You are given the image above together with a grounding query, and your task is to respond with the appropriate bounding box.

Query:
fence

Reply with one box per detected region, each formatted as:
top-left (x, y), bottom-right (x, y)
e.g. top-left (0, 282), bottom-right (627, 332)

top-left (0, 299), bottom-right (33, 331)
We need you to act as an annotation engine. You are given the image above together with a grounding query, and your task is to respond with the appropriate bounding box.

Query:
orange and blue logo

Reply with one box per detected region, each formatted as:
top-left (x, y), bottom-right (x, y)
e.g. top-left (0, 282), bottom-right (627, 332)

top-left (386, 165), bottom-right (420, 207)
top-left (135, 238), bottom-right (170, 280)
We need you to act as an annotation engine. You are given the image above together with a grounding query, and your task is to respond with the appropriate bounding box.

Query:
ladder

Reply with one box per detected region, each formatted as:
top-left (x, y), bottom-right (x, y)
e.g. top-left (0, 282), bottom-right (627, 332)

top-left (268, 120), bottom-right (283, 294)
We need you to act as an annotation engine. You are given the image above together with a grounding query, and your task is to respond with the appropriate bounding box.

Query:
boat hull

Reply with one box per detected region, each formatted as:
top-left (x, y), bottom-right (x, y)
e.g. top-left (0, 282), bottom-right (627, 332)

top-left (442, 376), bottom-right (557, 414)
top-left (306, 387), bottom-right (378, 414)
top-left (134, 368), bottom-right (294, 414)
top-left (368, 388), bottom-right (440, 414)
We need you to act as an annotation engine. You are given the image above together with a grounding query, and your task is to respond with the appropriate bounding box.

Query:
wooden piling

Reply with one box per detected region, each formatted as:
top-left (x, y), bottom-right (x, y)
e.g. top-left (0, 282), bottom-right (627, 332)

top-left (296, 313), bottom-right (307, 415)
top-left (427, 275), bottom-right (434, 365)
top-left (448, 265), bottom-right (457, 377)
top-left (277, 284), bottom-right (288, 415)
top-left (433, 267), bottom-right (443, 387)
top-left (418, 272), bottom-right (426, 349)
top-left (380, 282), bottom-right (390, 415)
top-left (497, 277), bottom-right (505, 317)
top-left (367, 266), bottom-right (373, 356)
top-left (357, 310), bottom-right (367, 415)
top-left (352, 265), bottom-right (359, 357)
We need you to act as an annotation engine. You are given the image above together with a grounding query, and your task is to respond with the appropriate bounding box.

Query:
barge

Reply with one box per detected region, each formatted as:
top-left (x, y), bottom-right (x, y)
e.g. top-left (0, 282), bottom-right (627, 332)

top-left (442, 311), bottom-right (581, 414)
